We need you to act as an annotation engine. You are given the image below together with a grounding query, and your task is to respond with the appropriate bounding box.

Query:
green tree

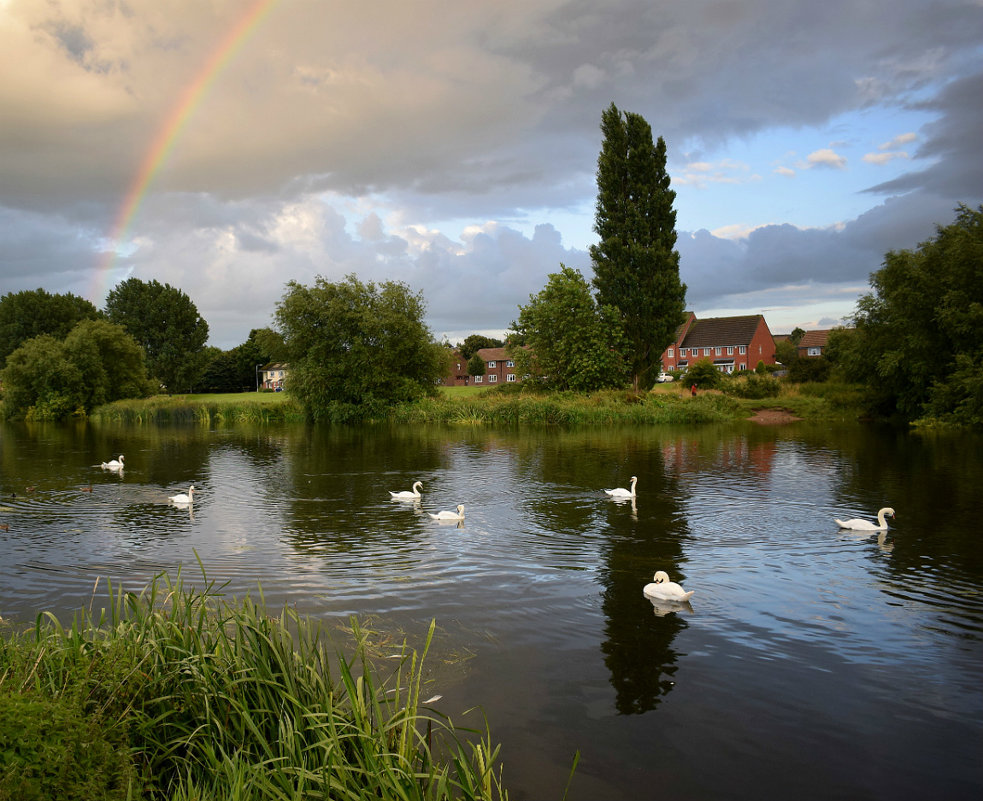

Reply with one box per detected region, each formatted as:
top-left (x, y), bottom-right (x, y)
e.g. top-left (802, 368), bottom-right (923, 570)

top-left (250, 327), bottom-right (289, 363)
top-left (590, 103), bottom-right (687, 392)
top-left (684, 358), bottom-right (723, 389)
top-left (511, 265), bottom-right (627, 391)
top-left (1, 321), bottom-right (151, 420)
top-left (62, 319), bottom-right (153, 408)
top-left (845, 204), bottom-right (983, 422)
top-left (459, 334), bottom-right (503, 360)
top-left (274, 274), bottom-right (445, 420)
top-left (467, 353), bottom-right (486, 378)
top-left (104, 278), bottom-right (209, 392)
top-left (0, 288), bottom-right (100, 368)
top-left (774, 337), bottom-right (798, 367)
top-left (0, 334), bottom-right (82, 419)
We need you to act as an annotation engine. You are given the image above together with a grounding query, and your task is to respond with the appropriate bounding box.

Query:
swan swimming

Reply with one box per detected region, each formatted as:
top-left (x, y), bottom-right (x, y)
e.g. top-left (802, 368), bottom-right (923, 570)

top-left (101, 454), bottom-right (124, 469)
top-left (643, 570), bottom-right (694, 602)
top-left (169, 485), bottom-right (195, 504)
top-left (835, 507), bottom-right (894, 531)
top-left (428, 504), bottom-right (465, 521)
top-left (605, 476), bottom-right (637, 498)
top-left (390, 481), bottom-right (423, 500)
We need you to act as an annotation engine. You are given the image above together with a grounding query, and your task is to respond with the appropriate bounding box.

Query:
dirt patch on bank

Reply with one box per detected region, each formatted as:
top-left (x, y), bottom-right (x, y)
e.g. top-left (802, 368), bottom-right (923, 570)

top-left (748, 408), bottom-right (803, 425)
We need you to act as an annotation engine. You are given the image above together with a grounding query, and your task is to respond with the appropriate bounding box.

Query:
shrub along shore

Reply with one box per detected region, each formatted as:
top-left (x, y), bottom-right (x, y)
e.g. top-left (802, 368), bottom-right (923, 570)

top-left (88, 382), bottom-right (867, 426)
top-left (0, 569), bottom-right (512, 801)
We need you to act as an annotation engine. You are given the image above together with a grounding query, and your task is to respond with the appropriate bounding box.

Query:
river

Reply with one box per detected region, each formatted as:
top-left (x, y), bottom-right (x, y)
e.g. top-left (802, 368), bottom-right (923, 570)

top-left (1, 419), bottom-right (981, 800)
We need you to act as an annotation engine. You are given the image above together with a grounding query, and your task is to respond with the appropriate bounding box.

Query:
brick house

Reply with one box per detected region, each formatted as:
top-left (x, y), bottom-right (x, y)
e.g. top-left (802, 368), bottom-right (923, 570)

top-left (796, 329), bottom-right (831, 358)
top-left (442, 347), bottom-right (521, 386)
top-left (659, 313), bottom-right (776, 374)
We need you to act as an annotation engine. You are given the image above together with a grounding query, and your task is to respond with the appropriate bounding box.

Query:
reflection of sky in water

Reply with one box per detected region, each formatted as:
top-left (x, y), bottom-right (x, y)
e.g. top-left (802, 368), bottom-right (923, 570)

top-left (1, 422), bottom-right (981, 800)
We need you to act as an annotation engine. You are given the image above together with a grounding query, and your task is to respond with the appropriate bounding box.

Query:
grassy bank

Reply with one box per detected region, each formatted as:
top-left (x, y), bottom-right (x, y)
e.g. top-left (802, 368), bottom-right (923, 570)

top-left (90, 392), bottom-right (306, 424)
top-left (0, 569), bottom-right (511, 800)
top-left (89, 381), bottom-right (867, 426)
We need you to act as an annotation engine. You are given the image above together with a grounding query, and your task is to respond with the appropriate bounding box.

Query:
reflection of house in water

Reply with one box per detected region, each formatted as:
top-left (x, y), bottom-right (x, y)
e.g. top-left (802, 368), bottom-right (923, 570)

top-left (661, 434), bottom-right (777, 478)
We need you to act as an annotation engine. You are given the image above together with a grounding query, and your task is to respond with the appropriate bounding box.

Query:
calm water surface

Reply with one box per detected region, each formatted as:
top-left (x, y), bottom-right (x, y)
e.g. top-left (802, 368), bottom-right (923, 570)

top-left (1, 420), bottom-right (981, 800)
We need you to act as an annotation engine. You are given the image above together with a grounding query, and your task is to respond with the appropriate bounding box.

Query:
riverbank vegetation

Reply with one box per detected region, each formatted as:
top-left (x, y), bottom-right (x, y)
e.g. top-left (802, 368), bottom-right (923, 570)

top-left (0, 570), bottom-right (510, 800)
top-left (86, 380), bottom-right (865, 426)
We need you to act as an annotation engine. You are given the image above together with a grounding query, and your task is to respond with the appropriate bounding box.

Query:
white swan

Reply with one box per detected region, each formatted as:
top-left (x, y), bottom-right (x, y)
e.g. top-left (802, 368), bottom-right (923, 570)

top-left (101, 454), bottom-right (124, 469)
top-left (835, 507), bottom-right (894, 531)
top-left (169, 485), bottom-right (195, 504)
top-left (390, 481), bottom-right (423, 500)
top-left (643, 570), bottom-right (694, 602)
top-left (605, 476), bottom-right (637, 498)
top-left (428, 504), bottom-right (465, 521)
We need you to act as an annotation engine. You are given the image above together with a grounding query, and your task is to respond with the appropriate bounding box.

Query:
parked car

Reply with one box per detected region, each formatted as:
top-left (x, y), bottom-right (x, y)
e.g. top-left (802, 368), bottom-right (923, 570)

top-left (656, 372), bottom-right (674, 383)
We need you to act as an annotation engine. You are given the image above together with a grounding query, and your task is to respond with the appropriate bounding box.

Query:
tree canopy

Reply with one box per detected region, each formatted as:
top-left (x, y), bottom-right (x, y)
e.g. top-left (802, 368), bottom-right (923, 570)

top-left (104, 278), bottom-right (209, 392)
top-left (459, 334), bottom-right (503, 360)
top-left (0, 288), bottom-right (100, 368)
top-left (837, 204), bottom-right (983, 424)
top-left (510, 265), bottom-right (627, 392)
top-left (1, 320), bottom-right (151, 420)
top-left (275, 274), bottom-right (445, 421)
top-left (590, 103), bottom-right (687, 391)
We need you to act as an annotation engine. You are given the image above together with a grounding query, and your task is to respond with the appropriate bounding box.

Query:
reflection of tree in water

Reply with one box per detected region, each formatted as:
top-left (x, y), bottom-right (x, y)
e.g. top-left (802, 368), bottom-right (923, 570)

top-left (598, 475), bottom-right (689, 714)
top-left (282, 425), bottom-right (449, 547)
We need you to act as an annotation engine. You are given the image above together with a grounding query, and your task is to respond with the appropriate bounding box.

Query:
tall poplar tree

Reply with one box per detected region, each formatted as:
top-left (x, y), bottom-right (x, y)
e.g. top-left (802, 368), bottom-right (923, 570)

top-left (590, 103), bottom-right (687, 391)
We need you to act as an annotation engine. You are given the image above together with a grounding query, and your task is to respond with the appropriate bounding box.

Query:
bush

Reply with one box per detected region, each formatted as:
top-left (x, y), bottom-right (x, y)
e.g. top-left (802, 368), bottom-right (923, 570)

top-left (723, 373), bottom-right (781, 399)
top-left (0, 694), bottom-right (135, 801)
top-left (683, 358), bottom-right (723, 389)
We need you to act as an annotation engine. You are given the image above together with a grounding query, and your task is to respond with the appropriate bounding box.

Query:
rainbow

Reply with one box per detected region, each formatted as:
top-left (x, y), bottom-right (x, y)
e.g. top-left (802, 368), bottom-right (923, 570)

top-left (93, 0), bottom-right (280, 301)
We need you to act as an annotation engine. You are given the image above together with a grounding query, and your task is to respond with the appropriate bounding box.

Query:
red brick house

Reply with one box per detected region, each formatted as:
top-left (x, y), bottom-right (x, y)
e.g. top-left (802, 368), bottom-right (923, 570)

top-left (659, 313), bottom-right (776, 374)
top-left (797, 329), bottom-right (831, 358)
top-left (442, 347), bottom-right (521, 386)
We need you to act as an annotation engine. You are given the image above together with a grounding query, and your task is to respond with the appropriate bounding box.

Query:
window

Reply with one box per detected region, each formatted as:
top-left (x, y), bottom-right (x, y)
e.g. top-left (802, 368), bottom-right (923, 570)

top-left (808, 347), bottom-right (821, 356)
top-left (680, 348), bottom-right (687, 356)
top-left (739, 363), bottom-right (747, 370)
top-left (739, 345), bottom-right (747, 355)
top-left (474, 375), bottom-right (482, 383)
top-left (506, 360), bottom-right (514, 367)
top-left (507, 373), bottom-right (516, 382)
top-left (488, 361), bottom-right (497, 368)
top-left (489, 374), bottom-right (498, 383)
top-left (456, 363), bottom-right (461, 370)
top-left (715, 347), bottom-right (721, 356)
top-left (727, 347), bottom-right (734, 355)
top-left (668, 348), bottom-right (674, 358)
top-left (704, 348), bottom-right (711, 356)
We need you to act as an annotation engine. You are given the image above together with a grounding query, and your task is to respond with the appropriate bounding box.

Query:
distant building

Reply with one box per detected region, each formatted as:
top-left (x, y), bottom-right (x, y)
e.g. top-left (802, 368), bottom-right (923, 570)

top-left (259, 363), bottom-right (288, 390)
top-left (796, 329), bottom-right (831, 358)
top-left (442, 347), bottom-right (521, 386)
top-left (660, 313), bottom-right (776, 374)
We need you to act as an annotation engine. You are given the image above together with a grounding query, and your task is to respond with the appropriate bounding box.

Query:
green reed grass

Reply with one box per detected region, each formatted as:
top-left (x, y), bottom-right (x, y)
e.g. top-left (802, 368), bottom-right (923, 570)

top-left (0, 566), bottom-right (512, 800)
top-left (91, 393), bottom-right (306, 424)
top-left (391, 389), bottom-right (743, 425)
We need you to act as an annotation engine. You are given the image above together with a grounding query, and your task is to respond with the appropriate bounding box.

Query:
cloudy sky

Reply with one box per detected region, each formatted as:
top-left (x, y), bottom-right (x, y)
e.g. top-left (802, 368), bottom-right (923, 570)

top-left (2, 0), bottom-right (981, 348)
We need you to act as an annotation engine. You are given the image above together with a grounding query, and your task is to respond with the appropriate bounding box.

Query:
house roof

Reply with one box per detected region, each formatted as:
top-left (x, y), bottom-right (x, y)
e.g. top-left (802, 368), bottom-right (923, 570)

top-left (261, 362), bottom-right (289, 370)
top-left (476, 347), bottom-right (510, 361)
top-left (798, 330), bottom-right (830, 348)
top-left (680, 315), bottom-right (765, 348)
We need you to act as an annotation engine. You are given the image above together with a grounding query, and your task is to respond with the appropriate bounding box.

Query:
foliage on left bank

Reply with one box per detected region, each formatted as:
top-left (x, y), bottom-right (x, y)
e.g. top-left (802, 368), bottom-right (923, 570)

top-left (0, 569), bottom-right (512, 801)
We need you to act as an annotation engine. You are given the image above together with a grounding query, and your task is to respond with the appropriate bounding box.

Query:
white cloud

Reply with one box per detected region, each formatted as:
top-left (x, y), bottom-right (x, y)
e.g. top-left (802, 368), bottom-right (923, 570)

top-left (773, 165), bottom-right (796, 177)
top-left (676, 159), bottom-right (759, 188)
top-left (803, 148), bottom-right (847, 169)
top-left (863, 150), bottom-right (909, 165)
top-left (878, 132), bottom-right (917, 150)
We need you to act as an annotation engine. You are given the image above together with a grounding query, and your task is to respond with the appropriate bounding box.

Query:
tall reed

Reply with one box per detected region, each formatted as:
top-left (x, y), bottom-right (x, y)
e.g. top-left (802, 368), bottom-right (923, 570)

top-left (0, 567), bottom-right (510, 800)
